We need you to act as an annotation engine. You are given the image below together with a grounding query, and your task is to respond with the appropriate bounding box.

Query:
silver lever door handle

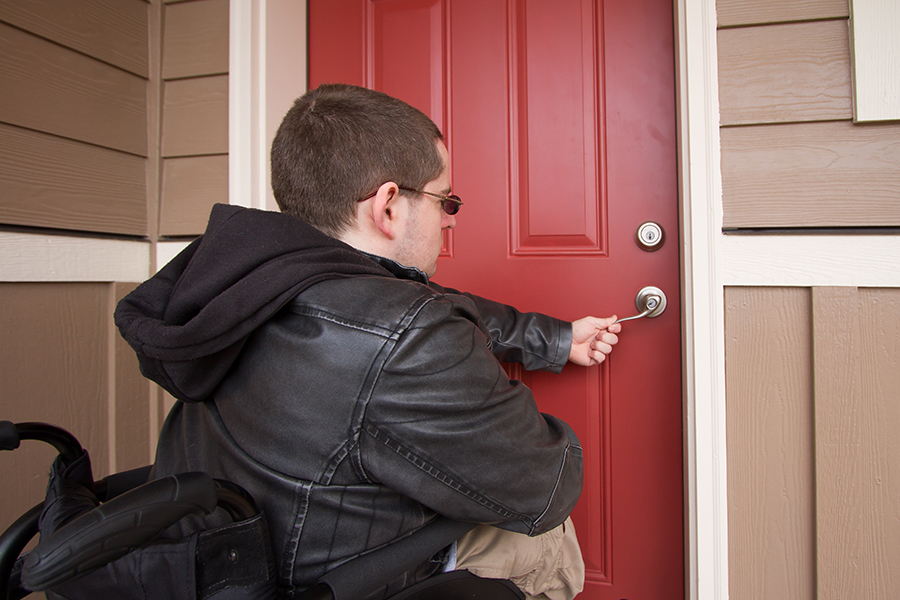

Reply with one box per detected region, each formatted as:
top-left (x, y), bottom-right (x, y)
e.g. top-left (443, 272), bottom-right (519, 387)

top-left (614, 286), bottom-right (667, 324)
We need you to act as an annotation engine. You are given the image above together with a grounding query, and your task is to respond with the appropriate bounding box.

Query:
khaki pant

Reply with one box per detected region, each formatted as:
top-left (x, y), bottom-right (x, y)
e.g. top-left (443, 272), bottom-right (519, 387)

top-left (454, 517), bottom-right (585, 600)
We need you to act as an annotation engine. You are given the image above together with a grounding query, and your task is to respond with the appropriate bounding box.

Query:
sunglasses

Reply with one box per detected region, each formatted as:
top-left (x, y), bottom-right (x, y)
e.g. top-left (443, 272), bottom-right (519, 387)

top-left (397, 186), bottom-right (463, 216)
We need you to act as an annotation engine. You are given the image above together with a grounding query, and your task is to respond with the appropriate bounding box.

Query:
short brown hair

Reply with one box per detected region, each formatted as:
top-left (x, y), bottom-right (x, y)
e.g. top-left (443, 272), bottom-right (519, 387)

top-left (271, 84), bottom-right (444, 237)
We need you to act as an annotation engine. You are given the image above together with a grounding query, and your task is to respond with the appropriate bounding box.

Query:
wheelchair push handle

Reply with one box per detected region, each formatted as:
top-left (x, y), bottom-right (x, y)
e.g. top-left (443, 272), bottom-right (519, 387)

top-left (21, 471), bottom-right (219, 591)
top-left (0, 421), bottom-right (84, 466)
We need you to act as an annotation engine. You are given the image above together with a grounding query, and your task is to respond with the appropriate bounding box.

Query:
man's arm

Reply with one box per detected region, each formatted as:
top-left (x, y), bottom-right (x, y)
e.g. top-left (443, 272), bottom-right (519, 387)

top-left (430, 282), bottom-right (620, 370)
top-left (429, 283), bottom-right (571, 372)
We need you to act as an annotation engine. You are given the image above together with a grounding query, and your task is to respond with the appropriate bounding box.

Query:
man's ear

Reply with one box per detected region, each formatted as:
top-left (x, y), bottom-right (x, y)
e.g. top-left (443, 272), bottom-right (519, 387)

top-left (370, 181), bottom-right (404, 240)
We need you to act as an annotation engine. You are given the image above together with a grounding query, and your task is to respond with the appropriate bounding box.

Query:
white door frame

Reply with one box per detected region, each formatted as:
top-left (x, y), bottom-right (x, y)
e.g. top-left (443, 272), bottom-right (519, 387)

top-left (229, 1), bottom-right (731, 599)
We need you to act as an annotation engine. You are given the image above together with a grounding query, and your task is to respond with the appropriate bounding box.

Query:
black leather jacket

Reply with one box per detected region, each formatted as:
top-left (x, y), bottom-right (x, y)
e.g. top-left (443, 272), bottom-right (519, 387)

top-left (117, 205), bottom-right (582, 596)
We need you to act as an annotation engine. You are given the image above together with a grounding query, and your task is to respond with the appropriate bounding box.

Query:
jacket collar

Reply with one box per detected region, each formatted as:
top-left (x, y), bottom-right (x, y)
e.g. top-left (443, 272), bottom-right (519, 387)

top-left (361, 252), bottom-right (431, 285)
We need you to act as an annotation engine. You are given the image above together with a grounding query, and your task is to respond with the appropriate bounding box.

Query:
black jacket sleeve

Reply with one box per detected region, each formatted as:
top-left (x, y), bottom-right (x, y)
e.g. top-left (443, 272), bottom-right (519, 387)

top-left (429, 283), bottom-right (572, 373)
top-left (359, 292), bottom-right (583, 536)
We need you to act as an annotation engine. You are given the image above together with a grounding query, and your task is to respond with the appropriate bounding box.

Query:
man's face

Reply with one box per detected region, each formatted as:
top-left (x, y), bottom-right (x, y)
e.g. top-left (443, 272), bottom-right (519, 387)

top-left (394, 140), bottom-right (456, 278)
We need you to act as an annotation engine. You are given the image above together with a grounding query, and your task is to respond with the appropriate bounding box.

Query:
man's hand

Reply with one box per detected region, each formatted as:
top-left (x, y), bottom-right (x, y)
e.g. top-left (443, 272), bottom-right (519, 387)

top-left (568, 316), bottom-right (621, 366)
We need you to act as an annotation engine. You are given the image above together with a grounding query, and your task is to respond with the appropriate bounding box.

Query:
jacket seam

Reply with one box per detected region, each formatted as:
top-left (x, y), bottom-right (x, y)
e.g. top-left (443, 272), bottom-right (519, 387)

top-left (363, 423), bottom-right (530, 525)
top-left (532, 443), bottom-right (571, 534)
top-left (352, 294), bottom-right (440, 483)
top-left (288, 304), bottom-right (400, 339)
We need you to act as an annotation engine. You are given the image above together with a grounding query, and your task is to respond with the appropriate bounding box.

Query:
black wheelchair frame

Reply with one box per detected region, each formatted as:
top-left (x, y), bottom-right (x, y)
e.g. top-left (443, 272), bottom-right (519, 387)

top-left (0, 421), bottom-right (524, 600)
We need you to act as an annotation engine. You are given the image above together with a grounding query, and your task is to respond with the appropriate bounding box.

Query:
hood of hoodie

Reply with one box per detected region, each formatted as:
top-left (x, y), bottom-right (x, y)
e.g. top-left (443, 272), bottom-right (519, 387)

top-left (115, 204), bottom-right (390, 403)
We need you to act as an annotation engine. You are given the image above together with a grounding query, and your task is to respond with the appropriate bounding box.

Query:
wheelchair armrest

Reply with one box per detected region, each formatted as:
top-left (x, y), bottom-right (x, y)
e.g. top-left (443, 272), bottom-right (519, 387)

top-left (93, 465), bottom-right (153, 502)
top-left (21, 471), bottom-right (219, 591)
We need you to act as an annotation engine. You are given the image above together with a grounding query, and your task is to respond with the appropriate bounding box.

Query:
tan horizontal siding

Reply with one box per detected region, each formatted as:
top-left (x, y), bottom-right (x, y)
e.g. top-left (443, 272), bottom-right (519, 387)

top-left (718, 20), bottom-right (852, 126)
top-left (159, 155), bottom-right (227, 236)
top-left (0, 0), bottom-right (148, 77)
top-left (162, 0), bottom-right (229, 80)
top-left (717, 0), bottom-right (849, 28)
top-left (157, 0), bottom-right (229, 236)
top-left (0, 22), bottom-right (147, 156)
top-left (161, 75), bottom-right (229, 157)
top-left (721, 120), bottom-right (900, 228)
top-left (0, 124), bottom-right (146, 236)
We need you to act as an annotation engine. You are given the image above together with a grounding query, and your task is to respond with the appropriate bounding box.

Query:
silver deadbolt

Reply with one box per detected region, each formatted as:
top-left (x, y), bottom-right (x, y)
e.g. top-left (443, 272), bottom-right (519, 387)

top-left (614, 286), bottom-right (667, 324)
top-left (636, 221), bottom-right (665, 251)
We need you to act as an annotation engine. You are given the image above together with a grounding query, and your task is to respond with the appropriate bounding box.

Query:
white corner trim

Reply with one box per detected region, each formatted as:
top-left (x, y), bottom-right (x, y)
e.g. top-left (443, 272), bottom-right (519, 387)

top-left (677, 0), bottom-right (729, 598)
top-left (230, 0), bottom-right (308, 213)
top-left (0, 232), bottom-right (151, 282)
top-left (156, 240), bottom-right (192, 272)
top-left (849, 0), bottom-right (900, 122)
top-left (720, 234), bottom-right (900, 287)
top-left (229, 0), bottom-right (259, 209)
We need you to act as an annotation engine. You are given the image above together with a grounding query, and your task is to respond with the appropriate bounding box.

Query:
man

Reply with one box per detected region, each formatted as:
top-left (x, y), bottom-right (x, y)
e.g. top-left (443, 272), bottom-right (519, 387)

top-left (116, 84), bottom-right (621, 599)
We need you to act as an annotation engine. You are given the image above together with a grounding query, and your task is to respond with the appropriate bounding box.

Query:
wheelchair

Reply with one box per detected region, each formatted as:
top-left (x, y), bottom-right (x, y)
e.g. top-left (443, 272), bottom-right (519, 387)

top-left (0, 421), bottom-right (524, 600)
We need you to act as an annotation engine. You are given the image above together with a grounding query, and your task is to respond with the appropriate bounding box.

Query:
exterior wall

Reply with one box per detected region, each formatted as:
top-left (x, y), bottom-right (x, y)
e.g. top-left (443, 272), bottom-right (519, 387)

top-left (726, 287), bottom-right (900, 599)
top-left (0, 0), bottom-right (149, 235)
top-left (718, 1), bottom-right (900, 599)
top-left (0, 0), bottom-right (229, 542)
top-left (160, 0), bottom-right (230, 235)
top-left (717, 0), bottom-right (900, 229)
top-left (0, 282), bottom-right (148, 553)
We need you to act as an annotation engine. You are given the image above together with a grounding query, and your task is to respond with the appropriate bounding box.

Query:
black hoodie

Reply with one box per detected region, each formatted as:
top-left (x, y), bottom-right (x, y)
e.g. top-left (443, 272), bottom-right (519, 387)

top-left (114, 203), bottom-right (388, 403)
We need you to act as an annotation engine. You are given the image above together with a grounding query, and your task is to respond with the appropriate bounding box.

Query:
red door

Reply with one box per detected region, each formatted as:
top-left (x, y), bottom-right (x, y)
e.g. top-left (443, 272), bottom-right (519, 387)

top-left (309, 1), bottom-right (682, 598)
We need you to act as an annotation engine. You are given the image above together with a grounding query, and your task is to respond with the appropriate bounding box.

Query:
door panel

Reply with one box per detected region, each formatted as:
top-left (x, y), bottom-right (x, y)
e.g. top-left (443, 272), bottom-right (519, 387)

top-left (309, 1), bottom-right (683, 597)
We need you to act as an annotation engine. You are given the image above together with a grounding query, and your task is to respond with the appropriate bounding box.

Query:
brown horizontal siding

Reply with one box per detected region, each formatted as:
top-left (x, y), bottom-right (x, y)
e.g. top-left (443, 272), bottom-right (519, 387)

top-left (0, 124), bottom-right (146, 235)
top-left (717, 0), bottom-right (849, 28)
top-left (718, 20), bottom-right (852, 126)
top-left (720, 120), bottom-right (900, 228)
top-left (161, 75), bottom-right (229, 157)
top-left (162, 0), bottom-right (229, 80)
top-left (157, 0), bottom-right (229, 236)
top-left (0, 0), bottom-right (148, 77)
top-left (159, 155), bottom-right (227, 236)
top-left (0, 22), bottom-right (147, 156)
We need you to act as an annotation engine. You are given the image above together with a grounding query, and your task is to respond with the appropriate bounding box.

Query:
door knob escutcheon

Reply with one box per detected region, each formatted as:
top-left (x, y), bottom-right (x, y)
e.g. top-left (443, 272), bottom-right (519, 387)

top-left (614, 286), bottom-right (667, 324)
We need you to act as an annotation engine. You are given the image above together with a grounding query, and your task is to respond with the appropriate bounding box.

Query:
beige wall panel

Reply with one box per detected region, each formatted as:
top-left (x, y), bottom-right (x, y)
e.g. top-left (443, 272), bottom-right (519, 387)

top-left (162, 0), bottom-right (229, 80)
top-left (0, 124), bottom-right (146, 236)
top-left (114, 282), bottom-right (151, 471)
top-left (721, 121), bottom-right (900, 229)
top-left (159, 155), bottom-right (227, 236)
top-left (725, 287), bottom-right (816, 600)
top-left (718, 20), bottom-right (852, 126)
top-left (0, 0), bottom-right (149, 77)
top-left (813, 287), bottom-right (900, 600)
top-left (0, 283), bottom-right (112, 540)
top-left (161, 75), bottom-right (229, 157)
top-left (717, 0), bottom-right (849, 28)
top-left (0, 23), bottom-right (147, 156)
